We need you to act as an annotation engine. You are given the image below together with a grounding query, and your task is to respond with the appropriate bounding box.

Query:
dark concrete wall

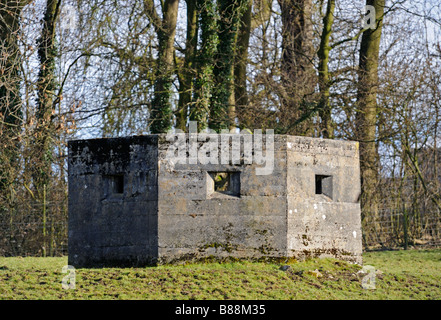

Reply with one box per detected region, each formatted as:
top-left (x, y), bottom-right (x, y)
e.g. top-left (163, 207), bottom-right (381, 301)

top-left (68, 136), bottom-right (159, 267)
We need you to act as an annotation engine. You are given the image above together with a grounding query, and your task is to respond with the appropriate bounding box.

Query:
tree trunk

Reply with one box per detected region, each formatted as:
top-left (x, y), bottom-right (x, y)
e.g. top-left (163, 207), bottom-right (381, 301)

top-left (317, 0), bottom-right (335, 139)
top-left (356, 0), bottom-right (385, 218)
top-left (277, 0), bottom-right (315, 136)
top-left (148, 0), bottom-right (180, 134)
top-left (234, 0), bottom-right (252, 128)
top-left (176, 0), bottom-right (198, 132)
top-left (34, 0), bottom-right (61, 196)
top-left (0, 1), bottom-right (27, 191)
top-left (191, 0), bottom-right (218, 131)
top-left (209, 0), bottom-right (247, 132)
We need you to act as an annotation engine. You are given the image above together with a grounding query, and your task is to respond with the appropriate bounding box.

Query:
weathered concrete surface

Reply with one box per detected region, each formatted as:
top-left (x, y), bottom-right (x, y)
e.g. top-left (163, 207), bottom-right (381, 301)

top-left (68, 136), bottom-right (159, 267)
top-left (68, 134), bottom-right (362, 267)
top-left (286, 136), bottom-right (362, 264)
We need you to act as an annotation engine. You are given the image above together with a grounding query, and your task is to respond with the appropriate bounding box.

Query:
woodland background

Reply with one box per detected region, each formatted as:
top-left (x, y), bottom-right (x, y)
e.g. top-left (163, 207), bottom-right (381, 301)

top-left (0, 0), bottom-right (440, 256)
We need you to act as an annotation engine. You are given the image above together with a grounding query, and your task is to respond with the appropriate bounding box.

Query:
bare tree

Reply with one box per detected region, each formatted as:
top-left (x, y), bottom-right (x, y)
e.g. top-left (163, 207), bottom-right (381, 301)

top-left (0, 1), bottom-right (28, 192)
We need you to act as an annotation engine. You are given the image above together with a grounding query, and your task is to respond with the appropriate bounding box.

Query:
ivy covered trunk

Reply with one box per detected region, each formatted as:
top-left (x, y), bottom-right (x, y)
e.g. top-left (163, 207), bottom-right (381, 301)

top-left (191, 0), bottom-right (218, 131)
top-left (209, 0), bottom-right (248, 132)
top-left (234, 0), bottom-right (252, 129)
top-left (149, 0), bottom-right (180, 134)
top-left (34, 0), bottom-right (61, 198)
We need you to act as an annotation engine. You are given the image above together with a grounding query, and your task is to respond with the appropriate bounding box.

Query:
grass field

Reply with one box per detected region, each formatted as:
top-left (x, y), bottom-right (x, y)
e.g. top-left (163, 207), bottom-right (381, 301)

top-left (1, 249), bottom-right (440, 300)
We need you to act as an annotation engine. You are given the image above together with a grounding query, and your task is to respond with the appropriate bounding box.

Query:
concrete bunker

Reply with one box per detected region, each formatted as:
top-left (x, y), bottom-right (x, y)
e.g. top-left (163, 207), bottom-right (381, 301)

top-left (68, 134), bottom-right (362, 267)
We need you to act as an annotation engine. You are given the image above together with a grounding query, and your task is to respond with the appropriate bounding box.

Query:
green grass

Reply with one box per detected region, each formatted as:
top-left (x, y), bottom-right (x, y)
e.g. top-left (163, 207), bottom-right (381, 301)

top-left (1, 249), bottom-right (440, 300)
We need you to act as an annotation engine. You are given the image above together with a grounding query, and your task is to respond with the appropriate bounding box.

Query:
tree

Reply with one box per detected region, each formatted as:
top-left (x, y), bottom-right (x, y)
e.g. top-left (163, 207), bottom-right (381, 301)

top-left (355, 0), bottom-right (385, 217)
top-left (146, 0), bottom-right (180, 133)
top-left (176, 0), bottom-right (198, 131)
top-left (277, 0), bottom-right (316, 136)
top-left (0, 1), bottom-right (27, 192)
top-left (188, 0), bottom-right (248, 133)
top-left (234, 0), bottom-right (252, 118)
top-left (317, 0), bottom-right (335, 139)
top-left (33, 0), bottom-right (61, 197)
top-left (191, 0), bottom-right (218, 131)
top-left (209, 0), bottom-right (248, 132)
